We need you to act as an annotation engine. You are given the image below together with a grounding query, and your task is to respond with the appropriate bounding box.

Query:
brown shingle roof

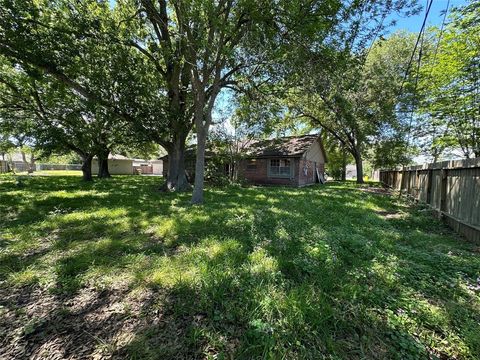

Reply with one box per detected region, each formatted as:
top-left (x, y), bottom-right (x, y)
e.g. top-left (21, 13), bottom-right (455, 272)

top-left (243, 134), bottom-right (319, 158)
top-left (160, 134), bottom-right (321, 160)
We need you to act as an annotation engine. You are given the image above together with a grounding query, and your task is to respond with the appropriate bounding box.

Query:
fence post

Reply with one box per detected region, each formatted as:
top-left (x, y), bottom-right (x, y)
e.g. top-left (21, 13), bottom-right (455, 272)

top-left (439, 168), bottom-right (448, 217)
top-left (415, 169), bottom-right (419, 200)
top-left (426, 169), bottom-right (433, 205)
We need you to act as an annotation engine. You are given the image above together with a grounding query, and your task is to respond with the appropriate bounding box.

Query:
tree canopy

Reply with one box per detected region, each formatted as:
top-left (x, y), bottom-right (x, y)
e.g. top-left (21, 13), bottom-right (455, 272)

top-left (1, 0), bottom-right (475, 200)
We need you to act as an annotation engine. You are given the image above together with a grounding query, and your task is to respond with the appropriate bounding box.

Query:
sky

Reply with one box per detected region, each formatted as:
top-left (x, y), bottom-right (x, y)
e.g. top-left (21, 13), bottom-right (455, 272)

top-left (387, 0), bottom-right (467, 33)
top-left (385, 0), bottom-right (469, 164)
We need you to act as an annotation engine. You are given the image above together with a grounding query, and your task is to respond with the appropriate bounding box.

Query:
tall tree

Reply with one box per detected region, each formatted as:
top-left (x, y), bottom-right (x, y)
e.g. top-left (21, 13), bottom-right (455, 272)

top-left (285, 32), bottom-right (415, 182)
top-left (0, 0), bottom-right (170, 179)
top-left (137, 0), bottom-right (396, 202)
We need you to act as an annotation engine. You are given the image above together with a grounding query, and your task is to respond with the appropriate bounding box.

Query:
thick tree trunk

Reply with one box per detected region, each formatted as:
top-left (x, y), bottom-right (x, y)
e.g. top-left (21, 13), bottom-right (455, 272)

top-left (341, 147), bottom-right (347, 181)
top-left (191, 126), bottom-right (207, 204)
top-left (21, 151), bottom-right (34, 173)
top-left (7, 154), bottom-right (15, 174)
top-left (163, 131), bottom-right (190, 191)
top-left (81, 155), bottom-right (93, 181)
top-left (28, 153), bottom-right (36, 173)
top-left (353, 150), bottom-right (364, 184)
top-left (97, 150), bottom-right (111, 178)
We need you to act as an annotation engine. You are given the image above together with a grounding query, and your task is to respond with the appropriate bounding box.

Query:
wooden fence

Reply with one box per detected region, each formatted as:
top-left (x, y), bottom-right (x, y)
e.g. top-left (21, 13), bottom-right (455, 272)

top-left (380, 158), bottom-right (480, 243)
top-left (0, 160), bottom-right (7, 173)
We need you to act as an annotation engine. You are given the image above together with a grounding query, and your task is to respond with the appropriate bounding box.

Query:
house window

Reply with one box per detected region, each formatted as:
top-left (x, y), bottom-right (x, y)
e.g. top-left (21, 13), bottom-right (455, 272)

top-left (246, 159), bottom-right (257, 171)
top-left (269, 159), bottom-right (292, 178)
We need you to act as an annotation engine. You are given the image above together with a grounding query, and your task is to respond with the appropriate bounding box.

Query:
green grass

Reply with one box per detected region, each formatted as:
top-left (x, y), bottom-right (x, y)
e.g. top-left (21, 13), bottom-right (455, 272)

top-left (0, 174), bottom-right (479, 359)
top-left (7, 169), bottom-right (83, 176)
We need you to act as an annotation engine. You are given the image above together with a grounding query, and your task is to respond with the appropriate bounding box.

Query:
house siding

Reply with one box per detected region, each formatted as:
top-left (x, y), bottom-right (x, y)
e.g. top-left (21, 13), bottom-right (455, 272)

top-left (151, 161), bottom-right (163, 175)
top-left (239, 158), bottom-right (299, 186)
top-left (298, 139), bottom-right (326, 186)
top-left (92, 159), bottom-right (133, 175)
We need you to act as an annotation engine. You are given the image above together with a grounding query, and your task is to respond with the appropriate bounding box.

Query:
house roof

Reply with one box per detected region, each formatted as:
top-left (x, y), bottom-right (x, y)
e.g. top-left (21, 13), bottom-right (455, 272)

top-left (160, 134), bottom-right (324, 160)
top-left (7, 152), bottom-right (25, 162)
top-left (108, 154), bottom-right (131, 160)
top-left (92, 154), bottom-right (134, 161)
top-left (242, 134), bottom-right (321, 158)
top-left (160, 148), bottom-right (217, 160)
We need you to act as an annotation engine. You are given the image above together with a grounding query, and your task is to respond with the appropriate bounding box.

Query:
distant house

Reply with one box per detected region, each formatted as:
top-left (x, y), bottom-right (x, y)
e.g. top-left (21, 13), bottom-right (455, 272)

top-left (162, 134), bottom-right (327, 187)
top-left (345, 164), bottom-right (357, 179)
top-left (92, 154), bottom-right (134, 175)
top-left (92, 155), bottom-right (163, 175)
top-left (3, 152), bottom-right (35, 172)
top-left (132, 158), bottom-right (163, 175)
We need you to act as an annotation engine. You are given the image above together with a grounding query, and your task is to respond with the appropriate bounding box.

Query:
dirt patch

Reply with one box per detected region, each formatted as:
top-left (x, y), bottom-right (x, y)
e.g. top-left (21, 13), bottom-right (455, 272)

top-left (0, 285), bottom-right (163, 359)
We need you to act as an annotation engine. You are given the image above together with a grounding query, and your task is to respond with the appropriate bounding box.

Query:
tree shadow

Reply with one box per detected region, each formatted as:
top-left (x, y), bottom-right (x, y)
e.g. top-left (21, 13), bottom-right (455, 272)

top-left (1, 177), bottom-right (479, 359)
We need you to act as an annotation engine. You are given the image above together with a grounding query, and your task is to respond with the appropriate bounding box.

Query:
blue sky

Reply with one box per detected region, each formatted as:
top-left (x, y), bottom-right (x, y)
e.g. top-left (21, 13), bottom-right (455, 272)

top-left (387, 0), bottom-right (467, 33)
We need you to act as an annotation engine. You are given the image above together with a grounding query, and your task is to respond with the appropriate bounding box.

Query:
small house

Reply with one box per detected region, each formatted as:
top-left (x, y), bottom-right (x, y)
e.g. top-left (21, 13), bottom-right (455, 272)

top-left (162, 134), bottom-right (327, 187)
top-left (238, 134), bottom-right (327, 186)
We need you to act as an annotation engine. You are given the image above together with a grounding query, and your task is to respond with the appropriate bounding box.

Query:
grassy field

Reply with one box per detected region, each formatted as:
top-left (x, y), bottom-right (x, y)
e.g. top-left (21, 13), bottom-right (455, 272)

top-left (0, 174), bottom-right (479, 359)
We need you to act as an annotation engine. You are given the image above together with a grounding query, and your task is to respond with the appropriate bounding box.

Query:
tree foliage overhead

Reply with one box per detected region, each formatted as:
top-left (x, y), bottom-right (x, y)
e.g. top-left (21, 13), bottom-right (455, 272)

top-left (0, 0), bottom-right (440, 196)
top-left (416, 0), bottom-right (480, 160)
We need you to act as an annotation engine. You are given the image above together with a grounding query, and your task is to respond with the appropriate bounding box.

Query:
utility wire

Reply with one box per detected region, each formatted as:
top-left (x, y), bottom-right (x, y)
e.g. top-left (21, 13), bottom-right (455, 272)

top-left (404, 0), bottom-right (433, 147)
top-left (429, 0), bottom-right (451, 77)
top-left (398, 0), bottom-right (434, 96)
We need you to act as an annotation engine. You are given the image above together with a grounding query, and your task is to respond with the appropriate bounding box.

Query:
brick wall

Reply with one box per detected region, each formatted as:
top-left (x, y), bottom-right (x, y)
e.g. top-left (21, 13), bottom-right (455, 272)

top-left (298, 159), bottom-right (325, 186)
top-left (298, 159), bottom-right (314, 186)
top-left (239, 158), bottom-right (299, 186)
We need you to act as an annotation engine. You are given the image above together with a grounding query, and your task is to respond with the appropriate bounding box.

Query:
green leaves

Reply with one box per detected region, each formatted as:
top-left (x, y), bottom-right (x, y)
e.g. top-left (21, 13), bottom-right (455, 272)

top-left (416, 0), bottom-right (480, 159)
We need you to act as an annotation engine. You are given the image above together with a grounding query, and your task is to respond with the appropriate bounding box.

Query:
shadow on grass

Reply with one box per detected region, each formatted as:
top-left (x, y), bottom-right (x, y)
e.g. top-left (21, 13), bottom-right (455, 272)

top-left (0, 177), bottom-right (479, 359)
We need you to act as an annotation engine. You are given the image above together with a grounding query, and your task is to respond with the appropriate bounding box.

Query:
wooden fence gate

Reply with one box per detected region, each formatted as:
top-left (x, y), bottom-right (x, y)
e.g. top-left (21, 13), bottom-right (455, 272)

top-left (380, 158), bottom-right (480, 243)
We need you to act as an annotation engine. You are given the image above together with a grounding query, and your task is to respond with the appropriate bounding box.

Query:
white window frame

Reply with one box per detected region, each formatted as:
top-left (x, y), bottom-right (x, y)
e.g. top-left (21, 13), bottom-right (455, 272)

top-left (268, 158), bottom-right (293, 178)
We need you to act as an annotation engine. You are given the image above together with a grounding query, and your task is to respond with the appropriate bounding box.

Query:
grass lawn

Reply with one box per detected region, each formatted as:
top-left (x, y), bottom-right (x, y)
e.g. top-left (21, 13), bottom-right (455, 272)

top-left (0, 174), bottom-right (479, 359)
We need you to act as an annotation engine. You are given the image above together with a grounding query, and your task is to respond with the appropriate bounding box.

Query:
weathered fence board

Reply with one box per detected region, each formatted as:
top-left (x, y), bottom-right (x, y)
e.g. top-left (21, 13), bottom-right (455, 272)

top-left (380, 158), bottom-right (480, 243)
top-left (0, 160), bottom-right (7, 173)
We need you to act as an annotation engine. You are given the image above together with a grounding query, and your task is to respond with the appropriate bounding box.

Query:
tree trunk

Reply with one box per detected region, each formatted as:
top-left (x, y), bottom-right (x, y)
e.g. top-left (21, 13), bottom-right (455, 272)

top-left (7, 154), bottom-right (15, 174)
top-left (190, 83), bottom-right (218, 204)
top-left (28, 153), bottom-right (36, 173)
top-left (354, 150), bottom-right (364, 184)
top-left (21, 151), bottom-right (34, 173)
top-left (97, 150), bottom-right (111, 178)
top-left (81, 154), bottom-right (93, 181)
top-left (163, 131), bottom-right (190, 191)
top-left (191, 125), bottom-right (207, 204)
top-left (341, 147), bottom-right (347, 181)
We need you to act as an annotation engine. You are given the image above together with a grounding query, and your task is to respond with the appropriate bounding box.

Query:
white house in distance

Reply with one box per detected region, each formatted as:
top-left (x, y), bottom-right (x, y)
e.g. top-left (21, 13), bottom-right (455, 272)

top-left (92, 154), bottom-right (163, 175)
top-left (92, 154), bottom-right (133, 175)
top-left (132, 158), bottom-right (163, 175)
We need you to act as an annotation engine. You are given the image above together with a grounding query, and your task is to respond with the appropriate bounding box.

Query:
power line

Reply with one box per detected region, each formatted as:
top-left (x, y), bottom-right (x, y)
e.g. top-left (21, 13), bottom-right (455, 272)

top-left (398, 0), bottom-right (434, 96)
top-left (429, 0), bottom-right (451, 77)
top-left (404, 0), bottom-right (434, 147)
